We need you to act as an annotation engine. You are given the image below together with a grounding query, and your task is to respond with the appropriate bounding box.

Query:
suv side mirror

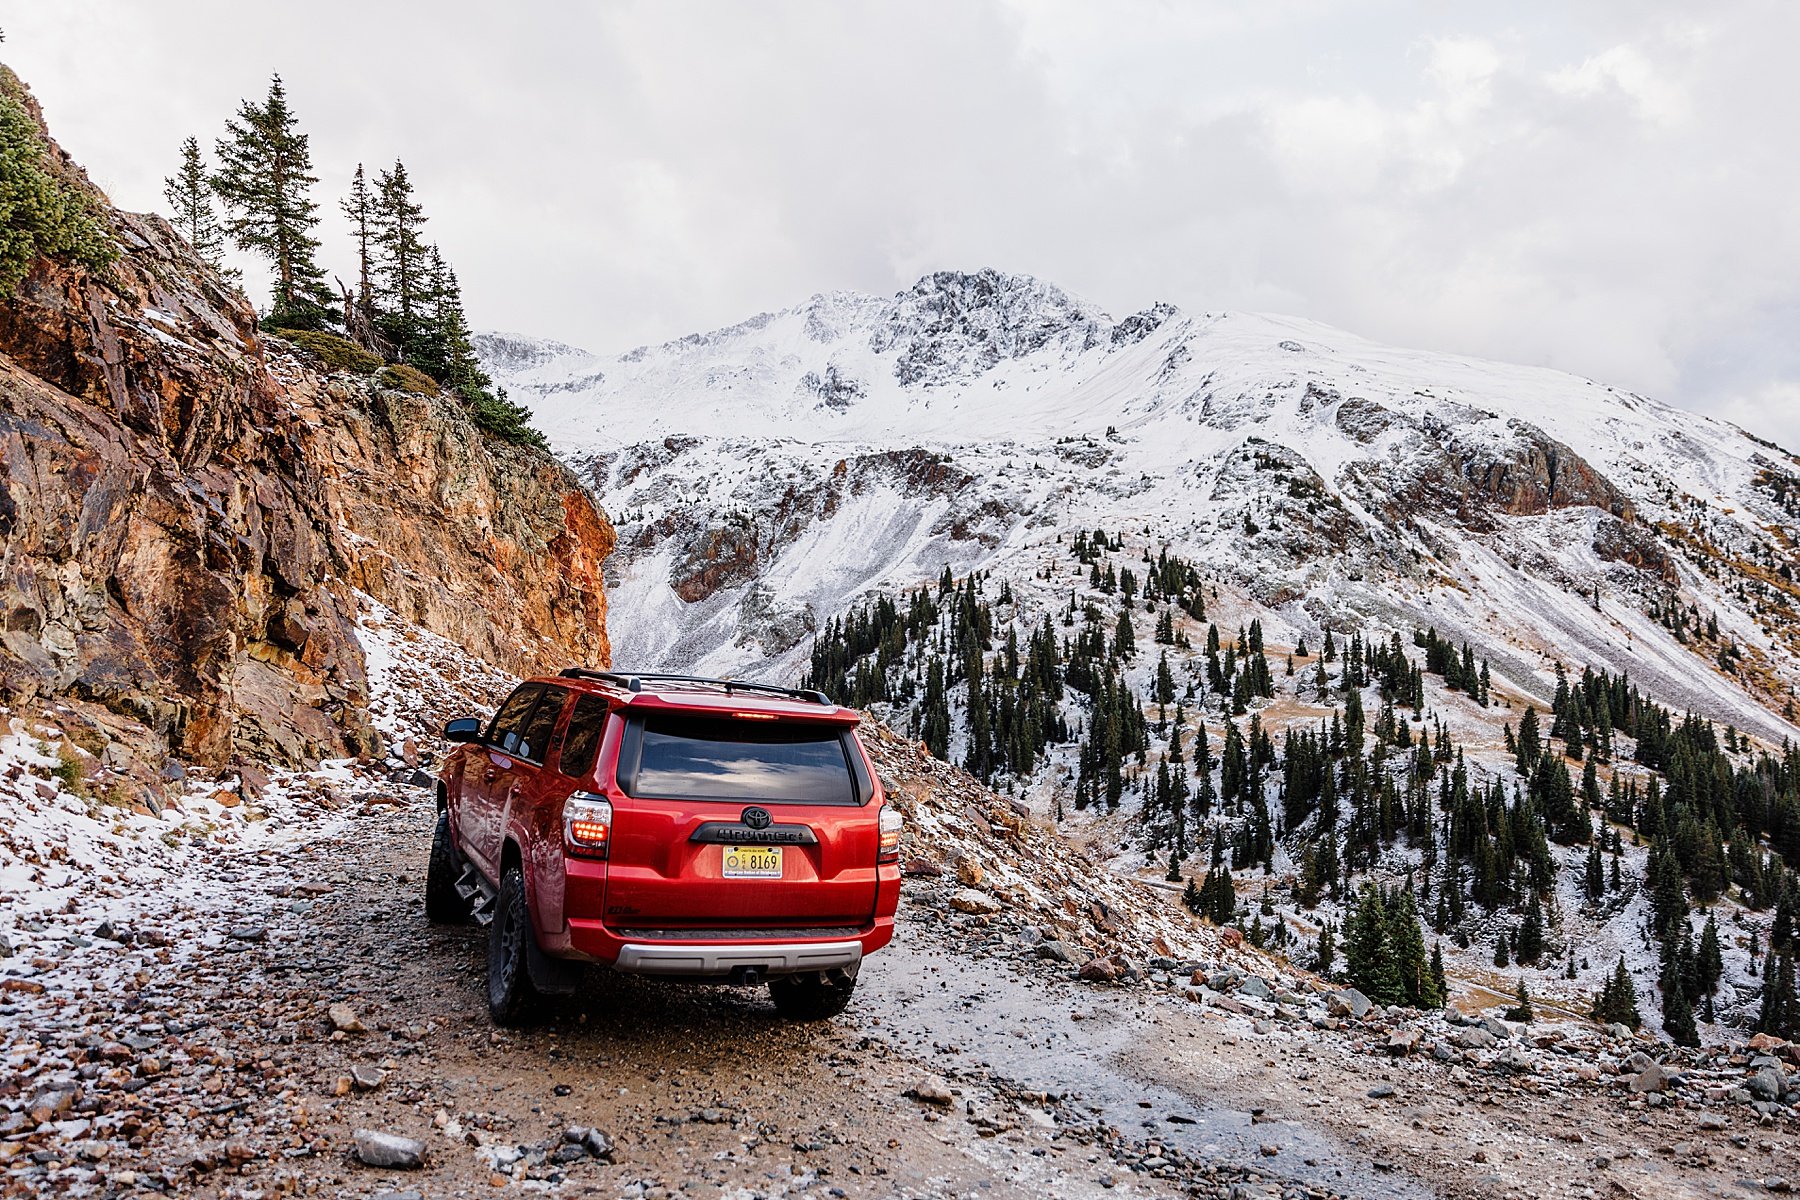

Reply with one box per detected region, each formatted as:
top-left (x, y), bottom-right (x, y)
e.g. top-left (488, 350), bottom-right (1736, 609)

top-left (444, 717), bottom-right (483, 743)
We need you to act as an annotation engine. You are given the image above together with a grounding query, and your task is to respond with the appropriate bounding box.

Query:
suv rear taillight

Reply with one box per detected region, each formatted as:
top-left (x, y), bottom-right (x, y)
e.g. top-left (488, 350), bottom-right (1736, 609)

top-left (877, 806), bottom-right (903, 863)
top-left (564, 792), bottom-right (613, 858)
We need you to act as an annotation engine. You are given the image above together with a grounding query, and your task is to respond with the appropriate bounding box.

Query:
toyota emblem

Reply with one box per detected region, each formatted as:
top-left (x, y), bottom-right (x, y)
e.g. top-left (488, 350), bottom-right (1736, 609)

top-left (741, 806), bottom-right (773, 830)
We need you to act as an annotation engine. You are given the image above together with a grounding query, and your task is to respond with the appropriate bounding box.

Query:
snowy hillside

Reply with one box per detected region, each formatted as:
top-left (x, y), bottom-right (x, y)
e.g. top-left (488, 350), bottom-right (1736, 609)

top-left (479, 268), bottom-right (1800, 746)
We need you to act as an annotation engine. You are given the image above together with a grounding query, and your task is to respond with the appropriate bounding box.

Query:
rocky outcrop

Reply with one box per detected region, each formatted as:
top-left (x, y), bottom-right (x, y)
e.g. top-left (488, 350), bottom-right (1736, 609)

top-left (0, 68), bottom-right (612, 767)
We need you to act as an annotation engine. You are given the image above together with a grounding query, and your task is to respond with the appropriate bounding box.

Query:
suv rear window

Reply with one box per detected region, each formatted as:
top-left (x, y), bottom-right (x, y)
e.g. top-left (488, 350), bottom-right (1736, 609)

top-left (620, 716), bottom-right (860, 806)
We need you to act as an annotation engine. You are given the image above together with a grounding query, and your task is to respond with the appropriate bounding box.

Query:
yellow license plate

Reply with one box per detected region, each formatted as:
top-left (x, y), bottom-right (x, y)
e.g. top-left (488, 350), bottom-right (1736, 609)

top-left (722, 845), bottom-right (783, 879)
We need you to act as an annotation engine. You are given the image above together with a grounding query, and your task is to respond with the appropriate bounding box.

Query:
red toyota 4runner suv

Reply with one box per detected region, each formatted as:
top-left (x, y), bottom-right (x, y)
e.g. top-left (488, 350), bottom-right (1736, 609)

top-left (428, 670), bottom-right (903, 1024)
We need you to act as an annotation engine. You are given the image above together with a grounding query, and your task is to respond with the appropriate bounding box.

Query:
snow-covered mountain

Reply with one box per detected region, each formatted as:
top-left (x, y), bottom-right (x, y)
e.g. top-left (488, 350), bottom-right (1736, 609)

top-left (477, 268), bottom-right (1800, 744)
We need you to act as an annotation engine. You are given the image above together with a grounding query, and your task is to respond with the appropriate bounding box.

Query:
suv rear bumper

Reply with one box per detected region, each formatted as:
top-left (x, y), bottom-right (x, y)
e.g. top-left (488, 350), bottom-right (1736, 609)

top-left (615, 938), bottom-right (862, 977)
top-left (558, 913), bottom-right (895, 978)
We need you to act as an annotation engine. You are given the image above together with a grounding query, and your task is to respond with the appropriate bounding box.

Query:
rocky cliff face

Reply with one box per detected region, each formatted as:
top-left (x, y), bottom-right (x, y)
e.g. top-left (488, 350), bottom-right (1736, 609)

top-left (0, 68), bottom-right (612, 768)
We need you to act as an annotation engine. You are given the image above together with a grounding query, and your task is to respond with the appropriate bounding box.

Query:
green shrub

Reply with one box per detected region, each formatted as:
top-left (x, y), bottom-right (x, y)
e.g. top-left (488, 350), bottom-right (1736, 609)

top-left (376, 362), bottom-right (440, 395)
top-left (0, 79), bottom-right (115, 295)
top-left (52, 745), bottom-right (87, 796)
top-left (276, 328), bottom-right (381, 375)
top-left (463, 384), bottom-right (547, 449)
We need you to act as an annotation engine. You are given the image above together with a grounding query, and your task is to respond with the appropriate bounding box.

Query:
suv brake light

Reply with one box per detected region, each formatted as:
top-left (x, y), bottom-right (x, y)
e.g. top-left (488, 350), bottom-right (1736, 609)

top-left (564, 792), bottom-right (613, 858)
top-left (877, 806), bottom-right (903, 863)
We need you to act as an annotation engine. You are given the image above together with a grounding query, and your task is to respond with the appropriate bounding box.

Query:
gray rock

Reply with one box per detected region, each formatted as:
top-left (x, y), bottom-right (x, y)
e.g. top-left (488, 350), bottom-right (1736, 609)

top-left (1036, 940), bottom-right (1076, 964)
top-left (0, 933), bottom-right (11, 958)
top-left (228, 926), bottom-right (266, 943)
top-left (1495, 1047), bottom-right (1536, 1072)
top-left (1326, 989), bottom-right (1372, 1019)
top-left (906, 1078), bottom-right (954, 1106)
top-left (1480, 1017), bottom-right (1512, 1040)
top-left (353, 1130), bottom-right (425, 1170)
top-left (1237, 976), bottom-right (1275, 1002)
top-left (1747, 1068), bottom-right (1784, 1102)
top-left (1626, 1050), bottom-right (1655, 1073)
top-left (1697, 1112), bottom-right (1729, 1130)
top-left (563, 1125), bottom-right (615, 1160)
top-left (1456, 1026), bottom-right (1498, 1050)
top-left (1386, 1027), bottom-right (1421, 1054)
top-left (350, 1065), bottom-right (384, 1091)
top-left (1367, 1084), bottom-right (1397, 1099)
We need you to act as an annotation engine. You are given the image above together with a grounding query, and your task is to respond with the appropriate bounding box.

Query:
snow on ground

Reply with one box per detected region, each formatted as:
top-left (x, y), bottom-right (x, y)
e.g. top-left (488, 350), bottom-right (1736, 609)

top-left (0, 598), bottom-right (504, 1016)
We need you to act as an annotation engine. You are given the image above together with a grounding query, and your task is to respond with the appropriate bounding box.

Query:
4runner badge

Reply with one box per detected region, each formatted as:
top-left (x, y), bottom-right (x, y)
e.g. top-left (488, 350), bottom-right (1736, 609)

top-left (741, 806), bottom-right (772, 830)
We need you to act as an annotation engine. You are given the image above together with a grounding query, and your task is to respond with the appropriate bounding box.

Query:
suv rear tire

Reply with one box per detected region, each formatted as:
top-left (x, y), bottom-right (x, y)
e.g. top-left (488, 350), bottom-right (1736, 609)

top-left (426, 812), bottom-right (471, 924)
top-left (487, 865), bottom-right (540, 1025)
top-left (768, 969), bottom-right (857, 1020)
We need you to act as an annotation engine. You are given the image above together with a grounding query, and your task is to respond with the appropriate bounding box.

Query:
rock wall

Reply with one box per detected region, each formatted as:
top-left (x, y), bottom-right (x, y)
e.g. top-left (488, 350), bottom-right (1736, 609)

top-left (0, 67), bottom-right (612, 767)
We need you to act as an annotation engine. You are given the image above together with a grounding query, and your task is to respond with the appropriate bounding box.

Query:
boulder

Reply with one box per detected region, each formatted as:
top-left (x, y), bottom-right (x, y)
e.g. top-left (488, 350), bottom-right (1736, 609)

top-left (1078, 954), bottom-right (1129, 983)
top-left (1326, 989), bottom-right (1373, 1020)
top-left (1237, 976), bottom-right (1275, 1002)
top-left (949, 888), bottom-right (1003, 915)
top-left (353, 1130), bottom-right (425, 1170)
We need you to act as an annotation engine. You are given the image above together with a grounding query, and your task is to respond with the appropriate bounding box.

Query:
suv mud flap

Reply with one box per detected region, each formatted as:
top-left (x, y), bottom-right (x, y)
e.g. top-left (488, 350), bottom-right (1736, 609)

top-left (527, 938), bottom-right (585, 996)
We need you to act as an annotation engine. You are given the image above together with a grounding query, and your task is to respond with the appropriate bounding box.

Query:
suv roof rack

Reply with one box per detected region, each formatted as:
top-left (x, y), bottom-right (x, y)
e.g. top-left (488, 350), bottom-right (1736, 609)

top-left (558, 668), bottom-right (833, 707)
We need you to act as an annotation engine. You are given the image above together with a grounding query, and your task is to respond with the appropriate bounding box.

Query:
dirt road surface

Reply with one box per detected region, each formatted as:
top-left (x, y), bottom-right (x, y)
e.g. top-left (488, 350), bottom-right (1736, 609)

top-left (2, 783), bottom-right (1794, 1200)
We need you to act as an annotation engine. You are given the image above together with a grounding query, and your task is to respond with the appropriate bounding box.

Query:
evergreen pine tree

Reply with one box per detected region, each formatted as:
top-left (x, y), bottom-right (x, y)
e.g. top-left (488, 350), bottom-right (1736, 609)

top-left (212, 74), bottom-right (334, 328)
top-left (1592, 957), bottom-right (1642, 1029)
top-left (1505, 978), bottom-right (1534, 1022)
top-left (339, 162), bottom-right (377, 341)
top-left (162, 136), bottom-right (233, 277)
top-left (1757, 952), bottom-right (1797, 1040)
top-left (1515, 893), bottom-right (1546, 964)
top-left (372, 158), bottom-right (428, 355)
top-left (1697, 914), bottom-right (1724, 1001)
top-left (1661, 970), bottom-right (1699, 1047)
top-left (1345, 885), bottom-right (1404, 1006)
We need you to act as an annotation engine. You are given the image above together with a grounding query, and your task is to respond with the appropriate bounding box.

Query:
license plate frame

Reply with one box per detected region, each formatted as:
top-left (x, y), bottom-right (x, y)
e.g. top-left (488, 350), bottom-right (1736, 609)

top-left (721, 844), bottom-right (783, 879)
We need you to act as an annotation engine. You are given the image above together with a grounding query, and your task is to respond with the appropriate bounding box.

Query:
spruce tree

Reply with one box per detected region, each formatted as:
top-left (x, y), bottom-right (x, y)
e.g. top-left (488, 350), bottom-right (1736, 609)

top-left (212, 74), bottom-right (334, 328)
top-left (1592, 957), bottom-right (1642, 1029)
top-left (372, 158), bottom-right (428, 354)
top-left (1346, 885), bottom-right (1404, 1006)
top-left (340, 162), bottom-right (377, 343)
top-left (1515, 893), bottom-right (1546, 964)
top-left (1505, 979), bottom-right (1534, 1022)
top-left (162, 136), bottom-right (233, 277)
top-left (1758, 952), bottom-right (1797, 1040)
top-left (1661, 970), bottom-right (1699, 1047)
top-left (1697, 914), bottom-right (1723, 1002)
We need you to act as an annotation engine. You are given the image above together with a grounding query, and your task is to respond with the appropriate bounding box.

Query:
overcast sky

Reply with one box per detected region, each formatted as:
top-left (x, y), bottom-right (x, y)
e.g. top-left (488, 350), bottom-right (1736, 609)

top-left (7, 1), bottom-right (1799, 447)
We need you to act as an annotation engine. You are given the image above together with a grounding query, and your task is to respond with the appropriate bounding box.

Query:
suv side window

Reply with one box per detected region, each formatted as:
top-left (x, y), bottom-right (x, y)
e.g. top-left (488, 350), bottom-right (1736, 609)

top-left (513, 685), bottom-right (569, 764)
top-left (487, 684), bottom-right (545, 754)
top-left (557, 694), bottom-right (611, 780)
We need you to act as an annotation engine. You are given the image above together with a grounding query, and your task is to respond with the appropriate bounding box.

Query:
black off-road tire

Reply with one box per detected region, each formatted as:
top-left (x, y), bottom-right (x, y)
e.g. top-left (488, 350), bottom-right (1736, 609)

top-left (768, 969), bottom-right (858, 1021)
top-left (425, 812), bottom-right (471, 925)
top-left (487, 865), bottom-right (541, 1026)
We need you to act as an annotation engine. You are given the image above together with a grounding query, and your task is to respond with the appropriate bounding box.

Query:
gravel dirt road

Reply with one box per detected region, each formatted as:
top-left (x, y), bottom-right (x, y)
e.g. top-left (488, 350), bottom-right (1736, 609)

top-left (4, 778), bottom-right (1795, 1200)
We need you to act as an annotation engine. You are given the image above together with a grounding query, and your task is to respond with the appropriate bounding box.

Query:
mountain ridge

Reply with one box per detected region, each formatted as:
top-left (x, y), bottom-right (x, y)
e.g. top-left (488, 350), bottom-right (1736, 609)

top-left (478, 267), bottom-right (1800, 747)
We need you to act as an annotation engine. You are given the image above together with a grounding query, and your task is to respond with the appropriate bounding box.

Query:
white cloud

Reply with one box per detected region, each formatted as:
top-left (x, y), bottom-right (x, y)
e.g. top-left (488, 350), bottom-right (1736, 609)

top-left (3, 0), bottom-right (1798, 450)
